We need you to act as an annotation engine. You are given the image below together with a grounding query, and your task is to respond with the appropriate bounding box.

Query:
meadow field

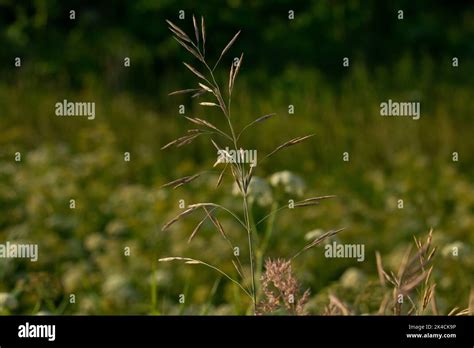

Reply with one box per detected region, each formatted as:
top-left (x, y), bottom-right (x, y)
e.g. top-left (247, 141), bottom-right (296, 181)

top-left (0, 1), bottom-right (473, 315)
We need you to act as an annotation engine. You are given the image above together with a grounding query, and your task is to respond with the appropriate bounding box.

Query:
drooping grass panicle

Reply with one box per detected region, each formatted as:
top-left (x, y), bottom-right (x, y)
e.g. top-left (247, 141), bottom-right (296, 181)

top-left (161, 173), bottom-right (201, 189)
top-left (162, 206), bottom-right (200, 232)
top-left (160, 132), bottom-right (202, 150)
top-left (162, 17), bottom-right (343, 315)
top-left (213, 30), bottom-right (241, 71)
top-left (264, 134), bottom-right (315, 159)
top-left (168, 88), bottom-right (200, 96)
top-left (237, 113), bottom-right (276, 140)
top-left (192, 15), bottom-right (199, 48)
top-left (201, 16), bottom-right (206, 57)
top-left (292, 227), bottom-right (346, 259)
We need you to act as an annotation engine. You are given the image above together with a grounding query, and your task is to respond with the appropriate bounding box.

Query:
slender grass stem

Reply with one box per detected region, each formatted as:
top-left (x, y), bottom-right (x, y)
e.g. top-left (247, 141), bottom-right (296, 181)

top-left (166, 20), bottom-right (274, 315)
top-left (202, 55), bottom-right (255, 313)
top-left (243, 193), bottom-right (257, 314)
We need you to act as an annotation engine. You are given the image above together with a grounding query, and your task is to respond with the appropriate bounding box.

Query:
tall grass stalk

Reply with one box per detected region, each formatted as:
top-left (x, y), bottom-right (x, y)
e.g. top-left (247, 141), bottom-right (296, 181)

top-left (159, 16), bottom-right (340, 315)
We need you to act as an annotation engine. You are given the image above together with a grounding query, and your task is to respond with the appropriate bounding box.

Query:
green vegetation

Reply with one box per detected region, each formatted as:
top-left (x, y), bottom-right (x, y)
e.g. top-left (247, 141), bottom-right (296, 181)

top-left (0, 1), bottom-right (472, 315)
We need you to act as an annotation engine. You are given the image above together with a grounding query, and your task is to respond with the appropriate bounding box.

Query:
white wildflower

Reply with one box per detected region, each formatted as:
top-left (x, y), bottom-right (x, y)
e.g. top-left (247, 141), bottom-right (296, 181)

top-left (269, 171), bottom-right (305, 197)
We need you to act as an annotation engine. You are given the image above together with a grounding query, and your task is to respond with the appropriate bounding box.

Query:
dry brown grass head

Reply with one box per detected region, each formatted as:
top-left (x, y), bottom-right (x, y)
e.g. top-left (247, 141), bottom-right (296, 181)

top-left (375, 229), bottom-right (470, 316)
top-left (257, 258), bottom-right (310, 315)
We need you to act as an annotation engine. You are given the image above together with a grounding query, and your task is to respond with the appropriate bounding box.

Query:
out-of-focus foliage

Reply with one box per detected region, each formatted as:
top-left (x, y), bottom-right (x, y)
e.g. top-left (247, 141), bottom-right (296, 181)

top-left (1, 0), bottom-right (473, 92)
top-left (0, 1), bottom-right (472, 314)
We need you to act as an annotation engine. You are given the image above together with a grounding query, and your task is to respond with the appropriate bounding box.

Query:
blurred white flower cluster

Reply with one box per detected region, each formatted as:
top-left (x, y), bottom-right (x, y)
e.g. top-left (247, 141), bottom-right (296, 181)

top-left (269, 170), bottom-right (306, 197)
top-left (232, 171), bottom-right (306, 207)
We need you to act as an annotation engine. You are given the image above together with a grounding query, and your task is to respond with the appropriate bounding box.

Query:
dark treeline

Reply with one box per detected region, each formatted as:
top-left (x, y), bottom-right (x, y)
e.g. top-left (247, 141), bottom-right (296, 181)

top-left (1, 0), bottom-right (473, 93)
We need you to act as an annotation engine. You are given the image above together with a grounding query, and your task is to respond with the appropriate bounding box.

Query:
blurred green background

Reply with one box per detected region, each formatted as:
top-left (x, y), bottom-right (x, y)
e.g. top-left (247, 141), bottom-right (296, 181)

top-left (0, 0), bottom-right (473, 315)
